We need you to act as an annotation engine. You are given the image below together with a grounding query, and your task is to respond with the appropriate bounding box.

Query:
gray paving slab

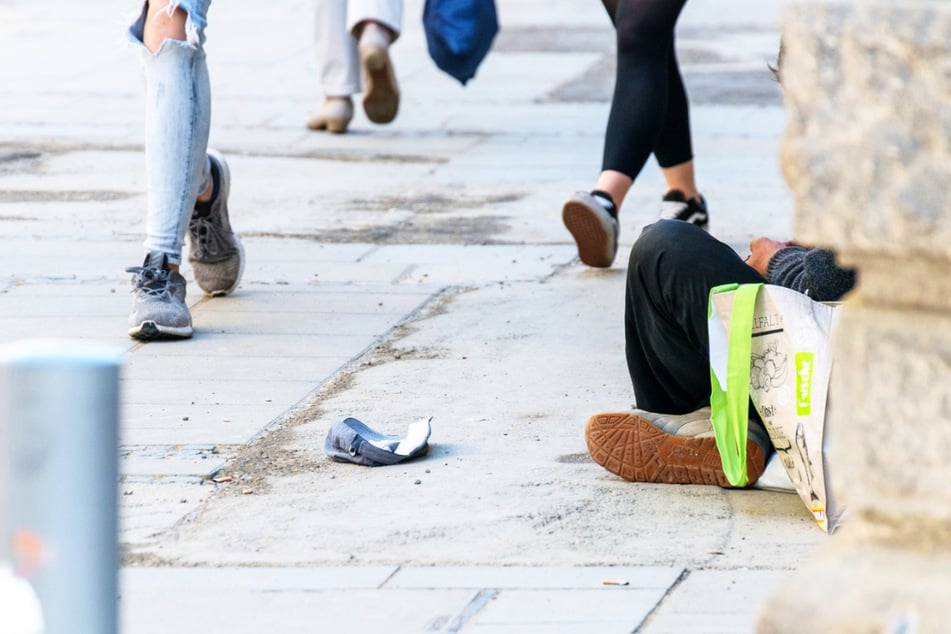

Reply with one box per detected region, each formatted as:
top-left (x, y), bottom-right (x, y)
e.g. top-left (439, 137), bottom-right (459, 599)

top-left (469, 589), bottom-right (662, 633)
top-left (641, 569), bottom-right (791, 634)
top-left (192, 287), bottom-right (432, 317)
top-left (361, 244), bottom-right (577, 285)
top-left (228, 238), bottom-right (376, 264)
top-left (117, 566), bottom-right (674, 634)
top-left (0, 280), bottom-right (136, 299)
top-left (119, 446), bottom-right (227, 479)
top-left (119, 567), bottom-right (471, 634)
top-left (0, 292), bottom-right (131, 317)
top-left (122, 566), bottom-right (401, 591)
top-left (122, 354), bottom-right (349, 384)
top-left (127, 334), bottom-right (375, 363)
top-left (119, 482), bottom-right (215, 545)
top-left (242, 262), bottom-right (419, 285)
top-left (0, 315), bottom-right (132, 341)
top-left (389, 565), bottom-right (682, 590)
top-left (120, 402), bottom-right (288, 446)
top-left (120, 378), bottom-right (319, 409)
top-left (187, 308), bottom-right (411, 337)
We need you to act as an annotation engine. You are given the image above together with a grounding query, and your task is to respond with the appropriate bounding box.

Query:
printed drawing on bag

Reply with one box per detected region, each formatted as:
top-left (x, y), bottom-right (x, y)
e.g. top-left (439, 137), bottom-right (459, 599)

top-left (749, 342), bottom-right (788, 393)
top-left (795, 423), bottom-right (821, 503)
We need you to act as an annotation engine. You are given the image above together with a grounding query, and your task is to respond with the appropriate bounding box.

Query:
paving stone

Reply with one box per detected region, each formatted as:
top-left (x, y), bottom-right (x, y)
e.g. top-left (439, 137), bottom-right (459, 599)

top-left (389, 565), bottom-right (682, 590)
top-left (122, 353), bottom-right (349, 383)
top-left (119, 568), bottom-right (470, 634)
top-left (119, 481), bottom-right (215, 545)
top-left (124, 333), bottom-right (377, 359)
top-left (119, 446), bottom-right (227, 479)
top-left (361, 244), bottom-right (577, 285)
top-left (469, 589), bottom-right (664, 632)
top-left (120, 378), bottom-right (320, 409)
top-left (120, 402), bottom-right (288, 446)
top-left (642, 569), bottom-right (790, 634)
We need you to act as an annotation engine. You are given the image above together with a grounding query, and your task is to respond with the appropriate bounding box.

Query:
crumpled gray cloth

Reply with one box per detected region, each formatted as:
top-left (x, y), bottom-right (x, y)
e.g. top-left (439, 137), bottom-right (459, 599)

top-left (324, 417), bottom-right (432, 467)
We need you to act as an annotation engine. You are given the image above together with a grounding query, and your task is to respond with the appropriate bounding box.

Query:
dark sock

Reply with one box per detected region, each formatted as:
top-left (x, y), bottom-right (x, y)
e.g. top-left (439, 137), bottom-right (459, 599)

top-left (194, 160), bottom-right (220, 217)
top-left (590, 189), bottom-right (618, 219)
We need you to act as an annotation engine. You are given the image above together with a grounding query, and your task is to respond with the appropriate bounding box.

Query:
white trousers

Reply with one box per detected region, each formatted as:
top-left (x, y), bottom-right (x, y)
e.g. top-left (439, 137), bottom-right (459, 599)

top-left (315, 0), bottom-right (402, 96)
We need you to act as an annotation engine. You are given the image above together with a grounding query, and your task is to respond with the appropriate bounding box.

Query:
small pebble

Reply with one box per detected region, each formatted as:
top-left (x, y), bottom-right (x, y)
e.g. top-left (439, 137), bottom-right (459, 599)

top-left (414, 479), bottom-right (422, 485)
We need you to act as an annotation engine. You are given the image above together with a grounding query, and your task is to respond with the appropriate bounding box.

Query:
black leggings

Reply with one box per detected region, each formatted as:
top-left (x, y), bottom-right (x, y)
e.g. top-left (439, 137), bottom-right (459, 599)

top-left (624, 221), bottom-right (766, 414)
top-left (602, 0), bottom-right (693, 178)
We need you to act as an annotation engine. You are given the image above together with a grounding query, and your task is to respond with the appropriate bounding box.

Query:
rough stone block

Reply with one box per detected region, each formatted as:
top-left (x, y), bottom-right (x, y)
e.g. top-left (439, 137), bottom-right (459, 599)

top-left (829, 303), bottom-right (951, 540)
top-left (780, 1), bottom-right (951, 263)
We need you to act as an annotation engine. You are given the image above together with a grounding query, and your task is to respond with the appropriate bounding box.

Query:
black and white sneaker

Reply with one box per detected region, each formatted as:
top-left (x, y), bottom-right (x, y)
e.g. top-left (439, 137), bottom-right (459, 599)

top-left (660, 190), bottom-right (709, 229)
top-left (562, 190), bottom-right (619, 268)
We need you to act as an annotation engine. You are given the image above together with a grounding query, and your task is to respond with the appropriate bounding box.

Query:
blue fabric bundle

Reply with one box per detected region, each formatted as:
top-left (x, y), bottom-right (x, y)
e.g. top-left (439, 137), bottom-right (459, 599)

top-left (423, 0), bottom-right (499, 85)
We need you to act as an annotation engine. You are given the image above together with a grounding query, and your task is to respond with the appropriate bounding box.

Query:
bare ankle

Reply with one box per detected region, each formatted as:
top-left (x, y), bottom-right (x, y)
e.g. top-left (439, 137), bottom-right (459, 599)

top-left (356, 20), bottom-right (394, 44)
top-left (196, 175), bottom-right (214, 203)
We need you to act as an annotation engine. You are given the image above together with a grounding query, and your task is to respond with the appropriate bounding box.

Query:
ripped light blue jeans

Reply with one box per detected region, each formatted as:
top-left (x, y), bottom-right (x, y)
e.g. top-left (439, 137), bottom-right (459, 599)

top-left (128, 0), bottom-right (212, 265)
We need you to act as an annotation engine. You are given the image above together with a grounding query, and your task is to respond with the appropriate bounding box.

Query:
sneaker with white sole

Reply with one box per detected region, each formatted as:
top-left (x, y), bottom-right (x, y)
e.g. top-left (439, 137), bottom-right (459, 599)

top-left (127, 251), bottom-right (193, 340)
top-left (187, 149), bottom-right (245, 296)
top-left (660, 189), bottom-right (709, 229)
top-left (562, 190), bottom-right (619, 268)
top-left (584, 406), bottom-right (769, 487)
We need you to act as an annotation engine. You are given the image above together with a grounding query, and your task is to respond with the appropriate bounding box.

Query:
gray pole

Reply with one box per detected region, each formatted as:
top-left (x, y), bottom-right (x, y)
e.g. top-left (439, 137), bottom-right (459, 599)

top-left (0, 343), bottom-right (8, 567)
top-left (0, 340), bottom-right (122, 634)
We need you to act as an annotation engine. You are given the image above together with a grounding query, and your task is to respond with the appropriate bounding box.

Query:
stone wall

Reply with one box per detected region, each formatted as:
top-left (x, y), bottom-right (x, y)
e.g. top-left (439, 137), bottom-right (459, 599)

top-left (759, 1), bottom-right (951, 631)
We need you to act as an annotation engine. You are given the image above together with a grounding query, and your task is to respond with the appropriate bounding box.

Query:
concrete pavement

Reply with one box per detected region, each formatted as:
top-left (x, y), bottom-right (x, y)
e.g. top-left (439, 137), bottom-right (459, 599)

top-left (0, 0), bottom-right (822, 632)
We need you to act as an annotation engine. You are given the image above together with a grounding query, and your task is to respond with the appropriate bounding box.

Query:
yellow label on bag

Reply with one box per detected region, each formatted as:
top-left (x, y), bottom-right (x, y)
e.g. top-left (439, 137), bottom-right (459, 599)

top-left (796, 352), bottom-right (814, 416)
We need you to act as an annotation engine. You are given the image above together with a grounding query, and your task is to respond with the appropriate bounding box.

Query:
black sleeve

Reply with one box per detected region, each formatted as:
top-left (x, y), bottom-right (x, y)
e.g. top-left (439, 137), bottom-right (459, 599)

top-left (765, 246), bottom-right (857, 301)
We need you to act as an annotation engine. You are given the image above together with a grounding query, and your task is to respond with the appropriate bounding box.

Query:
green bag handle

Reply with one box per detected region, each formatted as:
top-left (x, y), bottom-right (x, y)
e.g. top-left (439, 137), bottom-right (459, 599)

top-left (708, 282), bottom-right (762, 487)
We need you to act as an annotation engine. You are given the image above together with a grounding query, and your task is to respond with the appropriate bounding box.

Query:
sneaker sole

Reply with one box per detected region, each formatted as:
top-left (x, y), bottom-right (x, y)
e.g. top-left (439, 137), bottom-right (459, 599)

top-left (128, 321), bottom-right (193, 341)
top-left (585, 412), bottom-right (765, 488)
top-left (562, 198), bottom-right (615, 268)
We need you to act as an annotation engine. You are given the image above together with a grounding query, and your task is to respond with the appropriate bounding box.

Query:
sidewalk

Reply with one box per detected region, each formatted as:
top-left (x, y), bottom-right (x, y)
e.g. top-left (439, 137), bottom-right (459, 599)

top-left (0, 0), bottom-right (820, 632)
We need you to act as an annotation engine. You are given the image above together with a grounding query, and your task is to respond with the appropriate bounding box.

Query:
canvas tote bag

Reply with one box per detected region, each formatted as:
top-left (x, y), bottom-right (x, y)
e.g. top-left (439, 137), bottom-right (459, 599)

top-left (708, 282), bottom-right (844, 532)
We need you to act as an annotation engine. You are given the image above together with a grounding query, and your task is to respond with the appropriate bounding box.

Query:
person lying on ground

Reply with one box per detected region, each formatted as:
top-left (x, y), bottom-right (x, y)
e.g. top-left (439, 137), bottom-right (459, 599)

top-left (584, 219), bottom-right (856, 487)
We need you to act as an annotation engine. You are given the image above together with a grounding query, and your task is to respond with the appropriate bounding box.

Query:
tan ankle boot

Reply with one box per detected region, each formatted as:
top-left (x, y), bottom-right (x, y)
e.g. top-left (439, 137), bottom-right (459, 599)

top-left (306, 96), bottom-right (354, 133)
top-left (358, 23), bottom-right (399, 124)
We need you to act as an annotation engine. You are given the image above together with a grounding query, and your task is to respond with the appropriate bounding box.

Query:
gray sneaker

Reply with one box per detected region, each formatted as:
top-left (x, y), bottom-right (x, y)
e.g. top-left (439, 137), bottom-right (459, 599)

top-left (585, 407), bottom-right (770, 487)
top-left (562, 191), bottom-right (619, 268)
top-left (127, 251), bottom-right (193, 340)
top-left (188, 149), bottom-right (245, 296)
